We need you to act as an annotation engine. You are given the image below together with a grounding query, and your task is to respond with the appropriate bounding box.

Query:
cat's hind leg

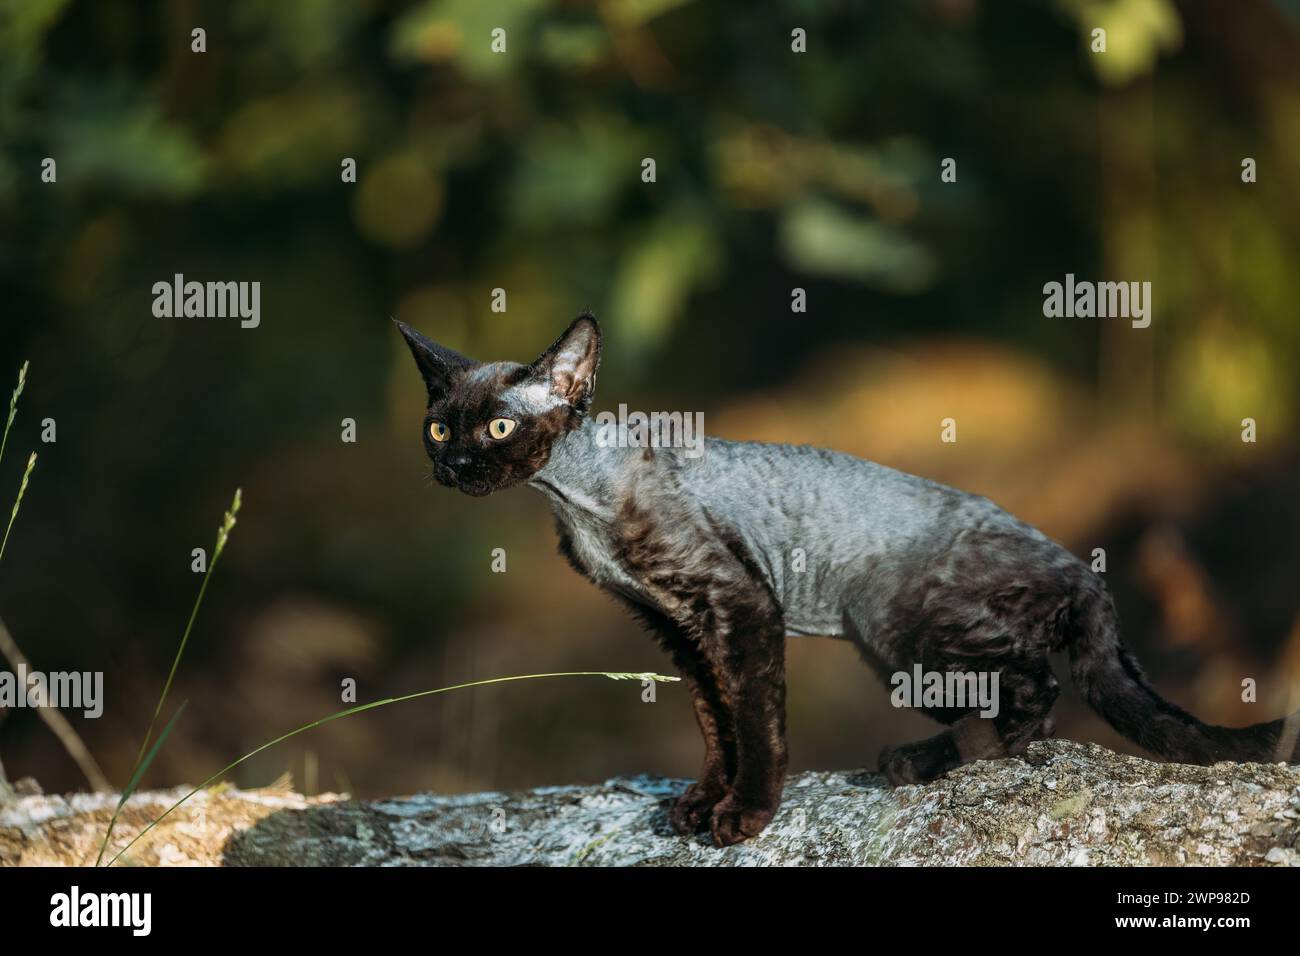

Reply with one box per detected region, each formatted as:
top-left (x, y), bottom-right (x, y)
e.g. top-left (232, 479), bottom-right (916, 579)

top-left (878, 729), bottom-right (964, 785)
top-left (879, 660), bottom-right (1060, 785)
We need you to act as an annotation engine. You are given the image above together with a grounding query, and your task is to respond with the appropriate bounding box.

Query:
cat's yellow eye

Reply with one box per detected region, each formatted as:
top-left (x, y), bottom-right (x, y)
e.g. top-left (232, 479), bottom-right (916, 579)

top-left (488, 418), bottom-right (517, 440)
top-left (429, 421), bottom-right (450, 443)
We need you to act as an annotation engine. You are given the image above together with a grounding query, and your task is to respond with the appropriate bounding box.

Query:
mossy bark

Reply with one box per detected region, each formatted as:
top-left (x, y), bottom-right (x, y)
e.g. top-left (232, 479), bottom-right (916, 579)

top-left (3, 741), bottom-right (1298, 866)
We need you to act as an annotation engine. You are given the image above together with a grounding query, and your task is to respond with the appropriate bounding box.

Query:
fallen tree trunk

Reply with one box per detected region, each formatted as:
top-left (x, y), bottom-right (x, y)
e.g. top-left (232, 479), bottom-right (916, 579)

top-left (2, 741), bottom-right (1298, 866)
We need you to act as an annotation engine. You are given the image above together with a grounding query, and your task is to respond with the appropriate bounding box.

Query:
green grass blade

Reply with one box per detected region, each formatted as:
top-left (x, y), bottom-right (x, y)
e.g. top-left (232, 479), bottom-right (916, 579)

top-left (103, 670), bottom-right (678, 867)
top-left (118, 700), bottom-right (188, 809)
top-left (0, 452), bottom-right (36, 565)
top-left (94, 488), bottom-right (242, 866)
top-left (132, 488), bottom-right (241, 771)
top-left (0, 361), bottom-right (28, 470)
top-left (94, 701), bottom-right (189, 866)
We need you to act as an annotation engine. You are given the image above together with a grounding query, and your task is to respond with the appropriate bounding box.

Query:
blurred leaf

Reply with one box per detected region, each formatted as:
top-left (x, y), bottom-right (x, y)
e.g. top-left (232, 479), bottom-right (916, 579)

top-left (602, 0), bottom-right (693, 26)
top-left (230, 0), bottom-right (365, 70)
top-left (538, 22), bottom-right (609, 69)
top-left (391, 0), bottom-right (543, 79)
top-left (0, 0), bottom-right (72, 121)
top-left (610, 211), bottom-right (723, 353)
top-left (353, 151), bottom-right (445, 248)
top-left (48, 83), bottom-right (205, 197)
top-left (779, 199), bottom-right (936, 291)
top-left (218, 84), bottom-right (373, 189)
top-left (1057, 0), bottom-right (1183, 86)
top-left (506, 118), bottom-right (642, 229)
top-left (1171, 319), bottom-right (1292, 442)
top-left (711, 123), bottom-right (926, 221)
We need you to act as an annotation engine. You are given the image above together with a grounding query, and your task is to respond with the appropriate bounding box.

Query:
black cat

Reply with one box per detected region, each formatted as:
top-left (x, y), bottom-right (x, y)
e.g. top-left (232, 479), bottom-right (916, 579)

top-left (398, 314), bottom-right (1300, 847)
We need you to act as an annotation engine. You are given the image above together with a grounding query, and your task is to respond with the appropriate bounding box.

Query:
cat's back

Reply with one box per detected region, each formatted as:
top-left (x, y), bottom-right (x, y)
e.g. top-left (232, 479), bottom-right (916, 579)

top-left (680, 434), bottom-right (976, 538)
top-left (667, 435), bottom-right (1046, 635)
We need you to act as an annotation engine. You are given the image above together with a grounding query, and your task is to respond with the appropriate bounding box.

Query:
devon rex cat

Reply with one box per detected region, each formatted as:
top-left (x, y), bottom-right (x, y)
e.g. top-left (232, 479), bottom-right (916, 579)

top-left (397, 314), bottom-right (1299, 847)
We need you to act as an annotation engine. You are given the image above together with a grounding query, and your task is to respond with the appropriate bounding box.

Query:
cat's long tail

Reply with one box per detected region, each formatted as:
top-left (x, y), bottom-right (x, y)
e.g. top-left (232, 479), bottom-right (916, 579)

top-left (1067, 585), bottom-right (1300, 764)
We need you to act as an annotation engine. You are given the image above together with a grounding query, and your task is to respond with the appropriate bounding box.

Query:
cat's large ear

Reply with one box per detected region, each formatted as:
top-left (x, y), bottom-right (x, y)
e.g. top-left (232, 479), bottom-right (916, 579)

top-left (395, 320), bottom-right (475, 403)
top-left (530, 312), bottom-right (601, 413)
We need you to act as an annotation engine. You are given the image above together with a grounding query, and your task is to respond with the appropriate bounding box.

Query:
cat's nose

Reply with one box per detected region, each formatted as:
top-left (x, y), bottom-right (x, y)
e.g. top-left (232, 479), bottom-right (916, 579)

top-left (446, 452), bottom-right (472, 471)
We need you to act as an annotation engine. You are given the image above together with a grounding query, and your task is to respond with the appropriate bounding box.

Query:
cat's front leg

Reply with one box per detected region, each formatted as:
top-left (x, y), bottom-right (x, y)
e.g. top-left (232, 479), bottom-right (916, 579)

top-left (613, 493), bottom-right (788, 845)
top-left (660, 587), bottom-right (788, 845)
top-left (667, 661), bottom-right (735, 835)
top-left (704, 627), bottom-right (788, 847)
top-left (642, 591), bottom-right (788, 846)
top-left (632, 609), bottom-right (736, 834)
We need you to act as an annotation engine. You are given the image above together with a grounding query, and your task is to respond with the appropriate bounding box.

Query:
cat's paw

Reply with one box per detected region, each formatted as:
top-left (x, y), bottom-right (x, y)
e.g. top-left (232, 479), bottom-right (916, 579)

top-left (668, 781), bottom-right (727, 836)
top-left (878, 744), bottom-right (924, 786)
top-left (878, 740), bottom-right (956, 786)
top-left (708, 795), bottom-right (775, 847)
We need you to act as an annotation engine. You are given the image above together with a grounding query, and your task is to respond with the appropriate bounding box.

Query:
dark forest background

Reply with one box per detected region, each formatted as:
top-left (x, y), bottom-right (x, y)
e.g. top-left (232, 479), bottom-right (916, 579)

top-left (1, 0), bottom-right (1299, 799)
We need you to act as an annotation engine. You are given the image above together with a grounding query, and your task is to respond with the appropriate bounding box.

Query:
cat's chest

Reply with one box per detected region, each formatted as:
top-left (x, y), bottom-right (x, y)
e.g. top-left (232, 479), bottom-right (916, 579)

top-left (552, 504), bottom-right (650, 604)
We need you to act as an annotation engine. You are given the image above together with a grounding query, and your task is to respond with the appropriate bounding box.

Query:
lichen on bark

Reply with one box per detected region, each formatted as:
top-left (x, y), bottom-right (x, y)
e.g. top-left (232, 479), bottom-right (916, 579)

top-left (3, 741), bottom-right (1298, 866)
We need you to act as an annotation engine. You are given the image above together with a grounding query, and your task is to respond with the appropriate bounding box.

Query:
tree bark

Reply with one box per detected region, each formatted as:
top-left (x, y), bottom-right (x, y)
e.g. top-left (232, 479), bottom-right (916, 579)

top-left (3, 740), bottom-right (1298, 866)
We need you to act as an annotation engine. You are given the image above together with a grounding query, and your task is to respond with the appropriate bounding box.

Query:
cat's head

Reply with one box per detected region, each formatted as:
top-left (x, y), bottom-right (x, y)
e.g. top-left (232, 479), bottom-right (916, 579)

top-left (396, 313), bottom-right (601, 496)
